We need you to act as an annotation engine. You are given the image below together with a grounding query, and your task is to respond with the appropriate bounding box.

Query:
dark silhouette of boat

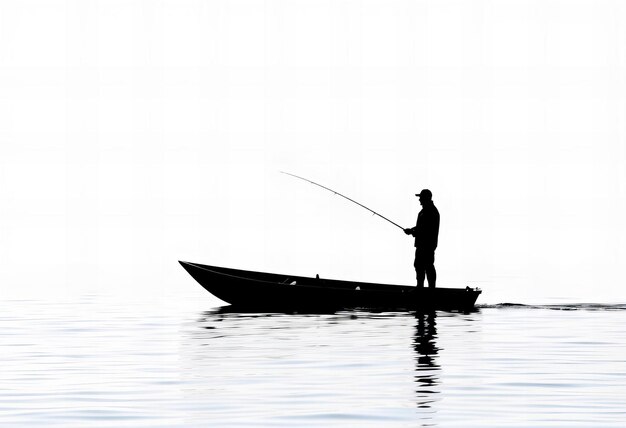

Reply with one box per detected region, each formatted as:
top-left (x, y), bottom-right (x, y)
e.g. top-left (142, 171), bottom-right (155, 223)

top-left (179, 261), bottom-right (481, 312)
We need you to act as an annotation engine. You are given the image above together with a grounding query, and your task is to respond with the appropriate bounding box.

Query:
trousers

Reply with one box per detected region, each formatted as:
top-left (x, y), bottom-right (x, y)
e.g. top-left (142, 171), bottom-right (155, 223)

top-left (414, 248), bottom-right (436, 288)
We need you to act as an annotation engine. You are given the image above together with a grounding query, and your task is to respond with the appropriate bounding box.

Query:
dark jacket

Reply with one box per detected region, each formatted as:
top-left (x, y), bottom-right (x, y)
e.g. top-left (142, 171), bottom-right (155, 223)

top-left (410, 202), bottom-right (440, 250)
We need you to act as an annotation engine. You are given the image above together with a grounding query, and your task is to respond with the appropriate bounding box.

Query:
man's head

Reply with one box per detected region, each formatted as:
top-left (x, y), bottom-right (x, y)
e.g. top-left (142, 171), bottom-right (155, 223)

top-left (415, 189), bottom-right (432, 206)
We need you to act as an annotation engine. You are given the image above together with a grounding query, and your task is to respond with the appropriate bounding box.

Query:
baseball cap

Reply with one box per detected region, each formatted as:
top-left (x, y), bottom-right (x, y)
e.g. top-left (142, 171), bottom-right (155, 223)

top-left (415, 189), bottom-right (432, 199)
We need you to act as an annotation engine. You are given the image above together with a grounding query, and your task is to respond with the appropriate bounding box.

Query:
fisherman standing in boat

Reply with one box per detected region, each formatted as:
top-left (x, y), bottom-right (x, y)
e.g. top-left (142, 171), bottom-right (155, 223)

top-left (404, 189), bottom-right (440, 288)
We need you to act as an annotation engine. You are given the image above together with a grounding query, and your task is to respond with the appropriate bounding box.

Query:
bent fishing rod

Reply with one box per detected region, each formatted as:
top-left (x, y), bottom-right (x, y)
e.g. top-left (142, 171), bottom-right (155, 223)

top-left (280, 171), bottom-right (404, 231)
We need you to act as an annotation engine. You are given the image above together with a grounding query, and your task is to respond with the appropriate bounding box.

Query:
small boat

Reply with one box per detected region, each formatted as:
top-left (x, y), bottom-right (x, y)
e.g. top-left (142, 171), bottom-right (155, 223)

top-left (179, 261), bottom-right (482, 312)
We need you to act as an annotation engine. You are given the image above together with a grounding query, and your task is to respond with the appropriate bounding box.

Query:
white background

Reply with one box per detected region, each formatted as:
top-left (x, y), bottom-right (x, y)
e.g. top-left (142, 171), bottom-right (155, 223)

top-left (1, 0), bottom-right (625, 303)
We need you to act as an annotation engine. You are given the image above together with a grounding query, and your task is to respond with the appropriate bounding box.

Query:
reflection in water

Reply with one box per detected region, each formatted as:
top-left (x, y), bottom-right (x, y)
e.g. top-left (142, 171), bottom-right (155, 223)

top-left (187, 307), bottom-right (449, 426)
top-left (414, 311), bottom-right (441, 420)
top-left (5, 298), bottom-right (624, 427)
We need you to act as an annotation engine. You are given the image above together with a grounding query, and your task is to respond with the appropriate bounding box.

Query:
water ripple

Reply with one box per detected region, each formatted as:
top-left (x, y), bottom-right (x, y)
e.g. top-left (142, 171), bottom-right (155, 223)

top-left (1, 296), bottom-right (626, 426)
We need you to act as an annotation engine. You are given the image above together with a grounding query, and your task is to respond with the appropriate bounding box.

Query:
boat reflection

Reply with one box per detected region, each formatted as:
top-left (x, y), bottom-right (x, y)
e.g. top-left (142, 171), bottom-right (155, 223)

top-left (189, 307), bottom-right (450, 426)
top-left (413, 311), bottom-right (441, 421)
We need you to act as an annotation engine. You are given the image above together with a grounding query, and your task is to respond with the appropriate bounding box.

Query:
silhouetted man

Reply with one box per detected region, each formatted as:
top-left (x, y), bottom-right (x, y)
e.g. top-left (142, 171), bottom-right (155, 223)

top-left (404, 189), bottom-right (440, 288)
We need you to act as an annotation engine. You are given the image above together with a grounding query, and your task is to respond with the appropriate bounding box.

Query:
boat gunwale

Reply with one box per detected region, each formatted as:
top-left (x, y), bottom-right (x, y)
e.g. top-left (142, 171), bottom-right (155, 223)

top-left (179, 261), bottom-right (480, 295)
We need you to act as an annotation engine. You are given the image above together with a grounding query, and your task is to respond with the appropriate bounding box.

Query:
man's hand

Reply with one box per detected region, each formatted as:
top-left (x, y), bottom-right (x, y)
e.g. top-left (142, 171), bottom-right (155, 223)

top-left (404, 228), bottom-right (412, 235)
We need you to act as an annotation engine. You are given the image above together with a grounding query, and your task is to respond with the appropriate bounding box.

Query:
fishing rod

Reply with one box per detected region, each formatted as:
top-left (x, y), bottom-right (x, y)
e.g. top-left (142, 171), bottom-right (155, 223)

top-left (280, 171), bottom-right (405, 231)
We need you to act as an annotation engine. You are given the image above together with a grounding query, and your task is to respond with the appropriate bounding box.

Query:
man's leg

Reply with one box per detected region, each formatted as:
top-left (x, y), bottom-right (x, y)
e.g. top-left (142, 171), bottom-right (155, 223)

top-left (416, 270), bottom-right (426, 288)
top-left (425, 264), bottom-right (436, 288)
top-left (425, 251), bottom-right (436, 288)
top-left (414, 248), bottom-right (425, 288)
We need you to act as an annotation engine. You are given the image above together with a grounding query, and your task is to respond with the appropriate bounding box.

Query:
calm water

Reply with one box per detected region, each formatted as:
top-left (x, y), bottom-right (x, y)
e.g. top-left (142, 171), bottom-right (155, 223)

top-left (2, 294), bottom-right (626, 427)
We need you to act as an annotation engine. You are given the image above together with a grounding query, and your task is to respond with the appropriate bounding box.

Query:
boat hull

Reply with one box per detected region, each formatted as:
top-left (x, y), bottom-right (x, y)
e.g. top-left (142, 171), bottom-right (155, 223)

top-left (179, 261), bottom-right (481, 312)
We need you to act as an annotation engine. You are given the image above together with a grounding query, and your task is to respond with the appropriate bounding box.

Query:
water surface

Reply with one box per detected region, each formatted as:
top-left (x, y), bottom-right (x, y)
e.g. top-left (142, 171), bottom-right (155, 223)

top-left (2, 295), bottom-right (625, 427)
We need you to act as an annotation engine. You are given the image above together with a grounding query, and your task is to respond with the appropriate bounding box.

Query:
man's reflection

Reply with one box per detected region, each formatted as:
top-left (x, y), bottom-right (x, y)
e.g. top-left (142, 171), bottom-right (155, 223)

top-left (414, 311), bottom-right (440, 411)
